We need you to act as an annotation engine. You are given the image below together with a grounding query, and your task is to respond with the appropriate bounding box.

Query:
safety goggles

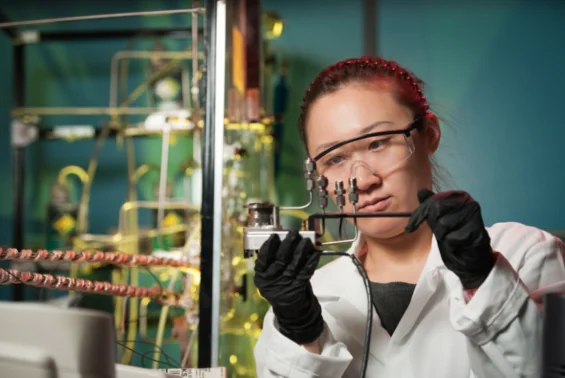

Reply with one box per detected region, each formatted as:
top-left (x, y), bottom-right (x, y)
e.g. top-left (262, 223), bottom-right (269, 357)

top-left (312, 119), bottom-right (421, 187)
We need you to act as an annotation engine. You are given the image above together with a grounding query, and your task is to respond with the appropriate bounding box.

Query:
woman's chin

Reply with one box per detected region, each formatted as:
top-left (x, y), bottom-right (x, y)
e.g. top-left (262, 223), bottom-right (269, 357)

top-left (356, 217), bottom-right (409, 240)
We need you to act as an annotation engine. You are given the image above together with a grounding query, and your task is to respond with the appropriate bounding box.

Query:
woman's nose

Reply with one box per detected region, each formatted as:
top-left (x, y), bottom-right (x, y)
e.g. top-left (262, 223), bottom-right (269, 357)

top-left (350, 161), bottom-right (382, 192)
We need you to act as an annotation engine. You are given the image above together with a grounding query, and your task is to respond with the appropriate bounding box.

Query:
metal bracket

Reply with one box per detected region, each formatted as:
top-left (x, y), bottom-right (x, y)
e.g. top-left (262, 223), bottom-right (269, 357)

top-left (11, 119), bottom-right (38, 147)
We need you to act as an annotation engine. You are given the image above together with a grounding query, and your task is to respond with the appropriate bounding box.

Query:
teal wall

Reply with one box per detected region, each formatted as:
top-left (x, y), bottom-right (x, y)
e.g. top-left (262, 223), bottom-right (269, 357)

top-left (377, 0), bottom-right (565, 229)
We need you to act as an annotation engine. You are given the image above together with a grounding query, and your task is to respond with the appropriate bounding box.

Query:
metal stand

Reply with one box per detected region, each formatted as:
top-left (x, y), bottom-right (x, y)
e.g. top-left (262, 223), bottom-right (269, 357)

top-left (198, 0), bottom-right (226, 368)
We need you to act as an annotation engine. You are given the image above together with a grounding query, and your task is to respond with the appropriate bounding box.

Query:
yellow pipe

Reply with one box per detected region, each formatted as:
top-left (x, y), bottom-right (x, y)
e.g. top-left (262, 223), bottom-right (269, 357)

top-left (57, 165), bottom-right (89, 185)
top-left (75, 224), bottom-right (190, 251)
top-left (56, 165), bottom-right (89, 284)
top-left (151, 272), bottom-right (176, 368)
top-left (132, 164), bottom-right (160, 183)
top-left (121, 124), bottom-right (139, 365)
top-left (120, 268), bottom-right (139, 365)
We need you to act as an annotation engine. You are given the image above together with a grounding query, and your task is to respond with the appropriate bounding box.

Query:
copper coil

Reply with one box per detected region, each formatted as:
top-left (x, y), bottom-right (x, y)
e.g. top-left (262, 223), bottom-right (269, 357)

top-left (0, 269), bottom-right (184, 307)
top-left (0, 248), bottom-right (195, 270)
top-left (51, 250), bottom-right (64, 259)
top-left (37, 250), bottom-right (50, 260)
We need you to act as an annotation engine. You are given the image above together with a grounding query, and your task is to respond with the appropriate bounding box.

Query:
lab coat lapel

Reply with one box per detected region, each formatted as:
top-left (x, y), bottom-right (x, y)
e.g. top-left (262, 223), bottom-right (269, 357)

top-left (391, 236), bottom-right (444, 343)
top-left (322, 263), bottom-right (390, 364)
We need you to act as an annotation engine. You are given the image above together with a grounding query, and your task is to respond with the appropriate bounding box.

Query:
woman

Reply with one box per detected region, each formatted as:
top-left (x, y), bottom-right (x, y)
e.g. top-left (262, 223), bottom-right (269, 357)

top-left (252, 56), bottom-right (565, 378)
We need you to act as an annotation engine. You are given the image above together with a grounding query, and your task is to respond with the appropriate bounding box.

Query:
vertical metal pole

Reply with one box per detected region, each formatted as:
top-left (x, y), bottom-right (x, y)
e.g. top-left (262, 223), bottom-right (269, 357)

top-left (198, 0), bottom-right (226, 368)
top-left (12, 43), bottom-right (26, 302)
top-left (363, 0), bottom-right (377, 56)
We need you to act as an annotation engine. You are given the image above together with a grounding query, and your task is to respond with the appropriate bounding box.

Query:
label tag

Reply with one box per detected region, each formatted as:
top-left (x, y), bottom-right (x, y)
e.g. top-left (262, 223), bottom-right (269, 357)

top-left (158, 367), bottom-right (227, 378)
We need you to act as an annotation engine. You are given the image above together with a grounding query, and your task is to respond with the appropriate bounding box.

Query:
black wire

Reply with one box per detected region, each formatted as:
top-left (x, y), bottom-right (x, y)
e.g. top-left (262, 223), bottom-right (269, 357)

top-left (120, 339), bottom-right (181, 368)
top-left (117, 341), bottom-right (177, 368)
top-left (321, 252), bottom-right (373, 378)
top-left (338, 218), bottom-right (345, 240)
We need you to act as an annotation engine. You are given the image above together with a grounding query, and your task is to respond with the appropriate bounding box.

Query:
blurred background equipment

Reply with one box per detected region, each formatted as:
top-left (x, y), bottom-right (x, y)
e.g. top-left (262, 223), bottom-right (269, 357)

top-left (0, 0), bottom-right (304, 377)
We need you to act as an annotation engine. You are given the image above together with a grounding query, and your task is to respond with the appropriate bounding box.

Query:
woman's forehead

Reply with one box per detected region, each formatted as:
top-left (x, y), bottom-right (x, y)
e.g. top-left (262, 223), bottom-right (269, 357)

top-left (306, 87), bottom-right (412, 152)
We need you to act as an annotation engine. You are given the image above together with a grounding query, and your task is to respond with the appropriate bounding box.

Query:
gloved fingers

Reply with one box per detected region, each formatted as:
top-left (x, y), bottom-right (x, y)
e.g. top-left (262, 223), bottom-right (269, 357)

top-left (444, 220), bottom-right (491, 251)
top-left (433, 202), bottom-right (481, 241)
top-left (298, 251), bottom-right (321, 279)
top-left (405, 189), bottom-right (436, 233)
top-left (405, 207), bottom-right (427, 233)
top-left (261, 230), bottom-right (303, 279)
top-left (417, 188), bottom-right (435, 203)
top-left (287, 238), bottom-right (315, 275)
top-left (276, 230), bottom-right (303, 265)
top-left (255, 233), bottom-right (281, 273)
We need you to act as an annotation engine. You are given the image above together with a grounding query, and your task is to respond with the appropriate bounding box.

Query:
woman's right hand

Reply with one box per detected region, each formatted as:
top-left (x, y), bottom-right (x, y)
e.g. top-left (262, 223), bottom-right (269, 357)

top-left (253, 230), bottom-right (324, 345)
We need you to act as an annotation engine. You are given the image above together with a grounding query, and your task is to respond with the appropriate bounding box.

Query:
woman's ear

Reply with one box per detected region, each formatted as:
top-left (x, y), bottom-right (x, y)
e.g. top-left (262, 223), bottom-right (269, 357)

top-left (424, 112), bottom-right (441, 154)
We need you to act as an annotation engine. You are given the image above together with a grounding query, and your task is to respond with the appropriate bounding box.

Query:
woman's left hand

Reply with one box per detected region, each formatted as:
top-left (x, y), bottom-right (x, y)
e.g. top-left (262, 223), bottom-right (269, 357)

top-left (405, 189), bottom-right (497, 290)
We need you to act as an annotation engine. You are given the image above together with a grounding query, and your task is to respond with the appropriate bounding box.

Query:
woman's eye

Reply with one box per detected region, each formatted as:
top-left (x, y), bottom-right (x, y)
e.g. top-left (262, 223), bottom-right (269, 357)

top-left (327, 156), bottom-right (344, 166)
top-left (369, 138), bottom-right (389, 151)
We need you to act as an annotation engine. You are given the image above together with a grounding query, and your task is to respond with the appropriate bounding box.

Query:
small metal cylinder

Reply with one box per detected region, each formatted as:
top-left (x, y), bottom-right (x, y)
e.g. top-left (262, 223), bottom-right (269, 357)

top-left (317, 175), bottom-right (329, 210)
top-left (335, 180), bottom-right (346, 208)
top-left (316, 175), bottom-right (329, 190)
top-left (304, 159), bottom-right (317, 192)
top-left (246, 202), bottom-right (276, 227)
top-left (348, 177), bottom-right (359, 205)
top-left (303, 158), bottom-right (316, 177)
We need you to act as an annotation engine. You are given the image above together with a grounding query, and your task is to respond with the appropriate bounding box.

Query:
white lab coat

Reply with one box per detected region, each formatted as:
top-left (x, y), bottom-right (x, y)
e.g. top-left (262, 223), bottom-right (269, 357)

top-left (254, 222), bottom-right (565, 378)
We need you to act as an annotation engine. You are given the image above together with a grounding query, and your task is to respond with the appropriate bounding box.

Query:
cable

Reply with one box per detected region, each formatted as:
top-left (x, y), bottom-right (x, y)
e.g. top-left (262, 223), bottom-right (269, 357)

top-left (117, 341), bottom-right (177, 369)
top-left (120, 339), bottom-right (181, 368)
top-left (321, 251), bottom-right (372, 378)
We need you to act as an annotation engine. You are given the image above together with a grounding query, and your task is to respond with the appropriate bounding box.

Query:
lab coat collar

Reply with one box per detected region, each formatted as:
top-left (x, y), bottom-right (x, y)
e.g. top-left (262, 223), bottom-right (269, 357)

top-left (317, 233), bottom-right (445, 362)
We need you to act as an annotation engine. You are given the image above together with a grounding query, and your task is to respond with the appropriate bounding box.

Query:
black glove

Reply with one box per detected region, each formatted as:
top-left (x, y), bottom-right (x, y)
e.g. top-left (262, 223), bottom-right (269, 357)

top-left (405, 189), bottom-right (497, 290)
top-left (253, 230), bottom-right (324, 345)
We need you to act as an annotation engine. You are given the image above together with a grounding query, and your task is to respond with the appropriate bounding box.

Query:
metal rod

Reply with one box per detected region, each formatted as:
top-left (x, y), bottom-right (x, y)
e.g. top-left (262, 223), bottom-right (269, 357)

top-left (279, 191), bottom-right (313, 210)
top-left (11, 43), bottom-right (25, 302)
top-left (35, 27), bottom-right (202, 42)
top-left (198, 0), bottom-right (226, 368)
top-left (156, 129), bottom-right (171, 249)
top-left (11, 107), bottom-right (160, 116)
top-left (210, 2), bottom-right (226, 364)
top-left (192, 11), bottom-right (201, 123)
top-left (310, 212), bottom-right (412, 220)
top-left (0, 8), bottom-right (205, 29)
